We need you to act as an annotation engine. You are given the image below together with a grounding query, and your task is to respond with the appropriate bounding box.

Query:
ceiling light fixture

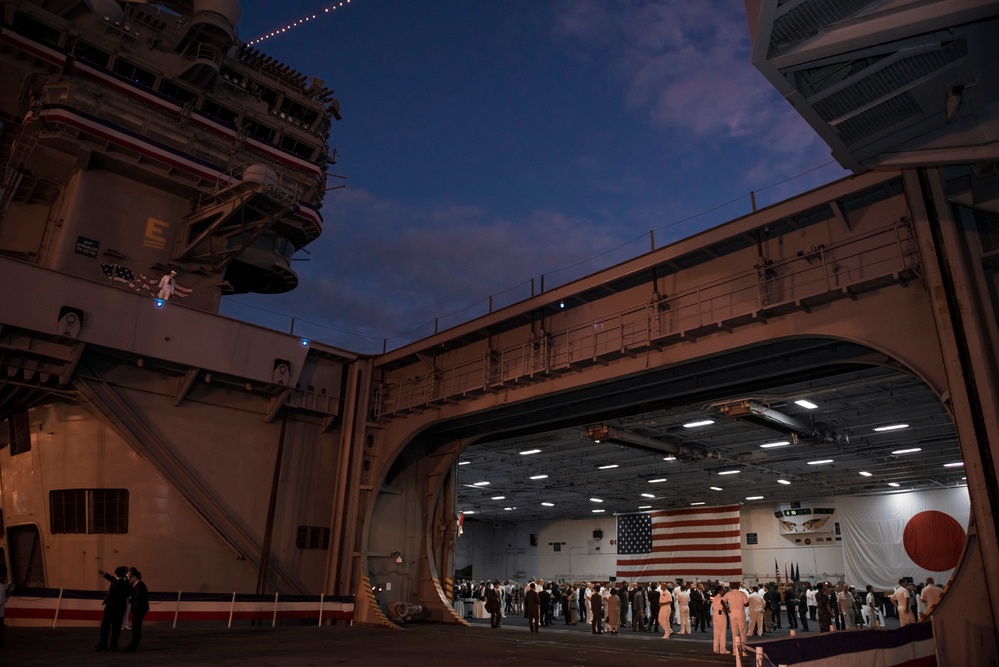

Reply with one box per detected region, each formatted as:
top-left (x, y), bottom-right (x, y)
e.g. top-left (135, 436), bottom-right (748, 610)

top-left (638, 505), bottom-right (652, 509)
top-left (462, 510), bottom-right (474, 515)
top-left (598, 464), bottom-right (619, 470)
top-left (504, 507), bottom-right (514, 511)
top-left (859, 471), bottom-right (873, 477)
top-left (641, 493), bottom-right (656, 498)
top-left (746, 495), bottom-right (764, 500)
top-left (795, 399), bottom-right (818, 409)
top-left (888, 482), bottom-right (901, 488)
top-left (683, 419), bottom-right (715, 428)
top-left (777, 479), bottom-right (791, 485)
top-left (472, 481), bottom-right (490, 486)
top-left (541, 502), bottom-right (555, 507)
top-left (691, 501), bottom-right (706, 506)
top-left (663, 455), bottom-right (677, 461)
top-left (529, 474), bottom-right (548, 480)
top-left (718, 469), bottom-right (741, 475)
top-left (590, 498), bottom-right (604, 503)
top-left (491, 496), bottom-right (505, 500)
top-left (874, 424), bottom-right (909, 432)
top-left (760, 441), bottom-right (791, 448)
top-left (458, 461), bottom-right (471, 465)
top-left (648, 478), bottom-right (667, 483)
top-left (892, 447), bottom-right (922, 455)
top-left (519, 448), bottom-right (541, 455)
top-left (592, 509), bottom-right (605, 513)
top-left (807, 459), bottom-right (834, 465)
top-left (943, 462), bottom-right (965, 468)
top-left (710, 486), bottom-right (723, 491)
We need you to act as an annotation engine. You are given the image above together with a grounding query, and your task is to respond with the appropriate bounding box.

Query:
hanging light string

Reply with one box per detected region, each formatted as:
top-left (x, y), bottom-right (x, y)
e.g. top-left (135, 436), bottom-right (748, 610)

top-left (247, 0), bottom-right (356, 46)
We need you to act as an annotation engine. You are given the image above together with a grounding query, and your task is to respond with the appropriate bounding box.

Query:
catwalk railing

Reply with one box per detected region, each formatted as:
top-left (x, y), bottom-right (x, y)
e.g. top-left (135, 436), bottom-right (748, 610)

top-left (5, 587), bottom-right (354, 628)
top-left (373, 218), bottom-right (919, 418)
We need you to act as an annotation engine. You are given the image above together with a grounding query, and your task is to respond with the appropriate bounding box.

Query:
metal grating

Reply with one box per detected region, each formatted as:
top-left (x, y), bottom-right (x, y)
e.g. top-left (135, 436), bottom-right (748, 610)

top-left (812, 40), bottom-right (968, 122)
top-left (834, 91), bottom-right (921, 146)
top-left (768, 0), bottom-right (880, 59)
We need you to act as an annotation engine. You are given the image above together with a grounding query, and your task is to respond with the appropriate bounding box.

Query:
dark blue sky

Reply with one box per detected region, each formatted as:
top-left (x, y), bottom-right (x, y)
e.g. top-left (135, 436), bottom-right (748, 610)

top-left (222, 1), bottom-right (847, 352)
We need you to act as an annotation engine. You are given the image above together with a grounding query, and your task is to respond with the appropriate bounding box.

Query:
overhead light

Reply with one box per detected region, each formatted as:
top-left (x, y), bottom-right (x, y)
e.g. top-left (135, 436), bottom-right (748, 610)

top-left (648, 478), bottom-right (667, 483)
top-left (710, 486), bottom-right (723, 491)
top-left (519, 448), bottom-right (541, 455)
top-left (491, 496), bottom-right (506, 500)
top-left (663, 456), bottom-right (677, 461)
top-left (746, 495), bottom-right (764, 500)
top-left (638, 505), bottom-right (652, 509)
top-left (598, 464), bottom-right (619, 470)
top-left (760, 441), bottom-right (791, 449)
top-left (684, 419), bottom-right (715, 428)
top-left (541, 502), bottom-right (555, 507)
top-left (691, 501), bottom-right (706, 506)
top-left (641, 493), bottom-right (656, 498)
top-left (795, 399), bottom-right (818, 409)
top-left (592, 509), bottom-right (605, 513)
top-left (874, 424), bottom-right (909, 432)
top-left (593, 439), bottom-right (601, 443)
top-left (718, 469), bottom-right (741, 475)
top-left (944, 462), bottom-right (965, 468)
top-left (504, 507), bottom-right (514, 511)
top-left (807, 459), bottom-right (834, 465)
top-left (458, 461), bottom-right (471, 466)
top-left (888, 482), bottom-right (901, 488)
top-left (777, 479), bottom-right (791, 485)
top-left (590, 498), bottom-right (604, 503)
top-left (892, 447), bottom-right (922, 455)
top-left (529, 474), bottom-right (548, 480)
top-left (859, 471), bottom-right (873, 477)
top-left (472, 481), bottom-right (490, 486)
top-left (462, 510), bottom-right (475, 515)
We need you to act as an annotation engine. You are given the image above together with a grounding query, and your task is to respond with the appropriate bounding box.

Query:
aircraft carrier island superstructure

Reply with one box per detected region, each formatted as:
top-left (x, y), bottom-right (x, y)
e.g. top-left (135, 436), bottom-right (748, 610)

top-left (2, 2), bottom-right (999, 664)
top-left (0, 0), bottom-right (360, 599)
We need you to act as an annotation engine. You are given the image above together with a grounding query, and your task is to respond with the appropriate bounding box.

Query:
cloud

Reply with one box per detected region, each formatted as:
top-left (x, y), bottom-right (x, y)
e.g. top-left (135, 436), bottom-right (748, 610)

top-left (230, 188), bottom-right (640, 350)
top-left (551, 0), bottom-right (833, 169)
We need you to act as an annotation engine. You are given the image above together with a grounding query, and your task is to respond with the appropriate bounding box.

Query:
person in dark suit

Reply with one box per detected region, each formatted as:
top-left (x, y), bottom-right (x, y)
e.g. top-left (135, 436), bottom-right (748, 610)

top-left (538, 584), bottom-right (551, 626)
top-left (590, 584), bottom-right (604, 634)
top-left (96, 566), bottom-right (132, 652)
top-left (124, 569), bottom-right (149, 651)
top-left (524, 583), bottom-right (541, 632)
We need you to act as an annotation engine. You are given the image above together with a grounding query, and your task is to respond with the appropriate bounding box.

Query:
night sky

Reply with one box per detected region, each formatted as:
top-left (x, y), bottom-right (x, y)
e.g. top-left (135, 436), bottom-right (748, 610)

top-left (222, 1), bottom-right (848, 352)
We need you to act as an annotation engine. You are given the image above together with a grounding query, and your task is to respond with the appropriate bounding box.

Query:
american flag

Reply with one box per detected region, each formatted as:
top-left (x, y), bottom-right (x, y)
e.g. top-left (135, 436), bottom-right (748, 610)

top-left (616, 505), bottom-right (742, 580)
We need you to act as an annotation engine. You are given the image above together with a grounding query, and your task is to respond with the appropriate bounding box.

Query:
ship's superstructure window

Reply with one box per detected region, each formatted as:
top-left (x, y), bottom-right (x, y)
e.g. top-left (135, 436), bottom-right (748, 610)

top-left (112, 59), bottom-right (156, 88)
top-left (11, 13), bottom-right (61, 45)
top-left (5, 411), bottom-right (32, 456)
top-left (201, 99), bottom-right (239, 126)
top-left (50, 489), bottom-right (129, 534)
top-left (296, 525), bottom-right (330, 550)
top-left (279, 135), bottom-right (317, 161)
top-left (158, 80), bottom-right (199, 106)
top-left (243, 118), bottom-right (276, 143)
top-left (65, 37), bottom-right (111, 68)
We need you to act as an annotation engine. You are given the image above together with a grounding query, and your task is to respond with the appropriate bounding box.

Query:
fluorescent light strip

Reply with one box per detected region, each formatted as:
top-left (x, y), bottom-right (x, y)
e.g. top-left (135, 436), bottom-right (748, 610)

top-left (746, 496), bottom-right (764, 500)
top-left (471, 481), bottom-right (490, 486)
top-left (888, 482), bottom-right (901, 488)
top-left (598, 464), bottom-right (619, 470)
top-left (638, 505), bottom-right (652, 509)
top-left (519, 448), bottom-right (541, 455)
top-left (529, 474), bottom-right (548, 480)
top-left (683, 420), bottom-right (715, 428)
top-left (641, 493), bottom-right (656, 499)
top-left (541, 502), bottom-right (555, 507)
top-left (710, 486), bottom-right (723, 491)
top-left (892, 447), bottom-right (922, 455)
top-left (648, 478), bottom-right (667, 483)
top-left (777, 479), bottom-right (791, 485)
top-left (690, 501), bottom-right (706, 506)
top-left (943, 462), bottom-right (964, 468)
top-left (807, 459), bottom-right (834, 465)
top-left (491, 496), bottom-right (505, 500)
top-left (874, 424), bottom-right (909, 432)
top-left (462, 510), bottom-right (475, 514)
top-left (717, 469), bottom-right (741, 475)
top-left (795, 399), bottom-right (818, 409)
top-left (592, 509), bottom-right (605, 513)
top-left (590, 498), bottom-right (604, 503)
top-left (458, 461), bottom-right (471, 465)
top-left (760, 441), bottom-right (791, 449)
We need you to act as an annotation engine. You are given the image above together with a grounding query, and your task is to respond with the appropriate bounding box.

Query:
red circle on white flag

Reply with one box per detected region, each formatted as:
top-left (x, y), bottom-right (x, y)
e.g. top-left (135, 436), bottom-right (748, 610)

top-left (902, 510), bottom-right (965, 571)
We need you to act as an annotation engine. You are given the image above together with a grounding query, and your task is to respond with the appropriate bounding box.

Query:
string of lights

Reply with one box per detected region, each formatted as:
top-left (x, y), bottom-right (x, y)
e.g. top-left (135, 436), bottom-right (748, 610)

top-left (246, 0), bottom-right (356, 46)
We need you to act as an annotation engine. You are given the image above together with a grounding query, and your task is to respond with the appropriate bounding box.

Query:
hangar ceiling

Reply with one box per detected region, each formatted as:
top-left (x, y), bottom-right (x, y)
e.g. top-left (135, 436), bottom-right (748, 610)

top-left (456, 363), bottom-right (964, 523)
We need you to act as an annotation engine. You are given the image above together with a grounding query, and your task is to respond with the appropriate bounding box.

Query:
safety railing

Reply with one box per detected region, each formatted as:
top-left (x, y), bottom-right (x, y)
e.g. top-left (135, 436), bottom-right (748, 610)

top-left (372, 218), bottom-right (919, 418)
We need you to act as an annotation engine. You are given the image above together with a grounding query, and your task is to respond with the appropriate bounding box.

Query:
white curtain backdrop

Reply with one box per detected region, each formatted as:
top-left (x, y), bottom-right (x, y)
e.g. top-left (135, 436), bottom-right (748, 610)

top-left (838, 487), bottom-right (970, 590)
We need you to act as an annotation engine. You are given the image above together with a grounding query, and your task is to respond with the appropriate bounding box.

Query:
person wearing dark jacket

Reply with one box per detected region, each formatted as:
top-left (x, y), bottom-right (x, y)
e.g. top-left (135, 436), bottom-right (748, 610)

top-left (96, 566), bottom-right (132, 652)
top-left (125, 569), bottom-right (149, 651)
top-left (525, 583), bottom-right (541, 632)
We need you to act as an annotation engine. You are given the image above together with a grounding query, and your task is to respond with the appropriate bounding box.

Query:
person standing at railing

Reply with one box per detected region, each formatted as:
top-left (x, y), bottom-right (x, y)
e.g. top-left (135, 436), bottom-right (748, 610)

top-left (124, 569), bottom-right (149, 652)
top-left (96, 566), bottom-right (132, 652)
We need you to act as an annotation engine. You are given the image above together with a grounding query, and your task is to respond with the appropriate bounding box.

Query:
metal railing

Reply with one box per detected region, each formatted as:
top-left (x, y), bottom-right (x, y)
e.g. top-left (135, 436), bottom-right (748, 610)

top-left (372, 218), bottom-right (920, 418)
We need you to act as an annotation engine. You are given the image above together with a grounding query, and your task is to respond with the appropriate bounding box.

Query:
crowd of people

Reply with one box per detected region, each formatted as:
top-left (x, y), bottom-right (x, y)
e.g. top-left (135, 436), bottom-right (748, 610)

top-left (454, 575), bottom-right (945, 654)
